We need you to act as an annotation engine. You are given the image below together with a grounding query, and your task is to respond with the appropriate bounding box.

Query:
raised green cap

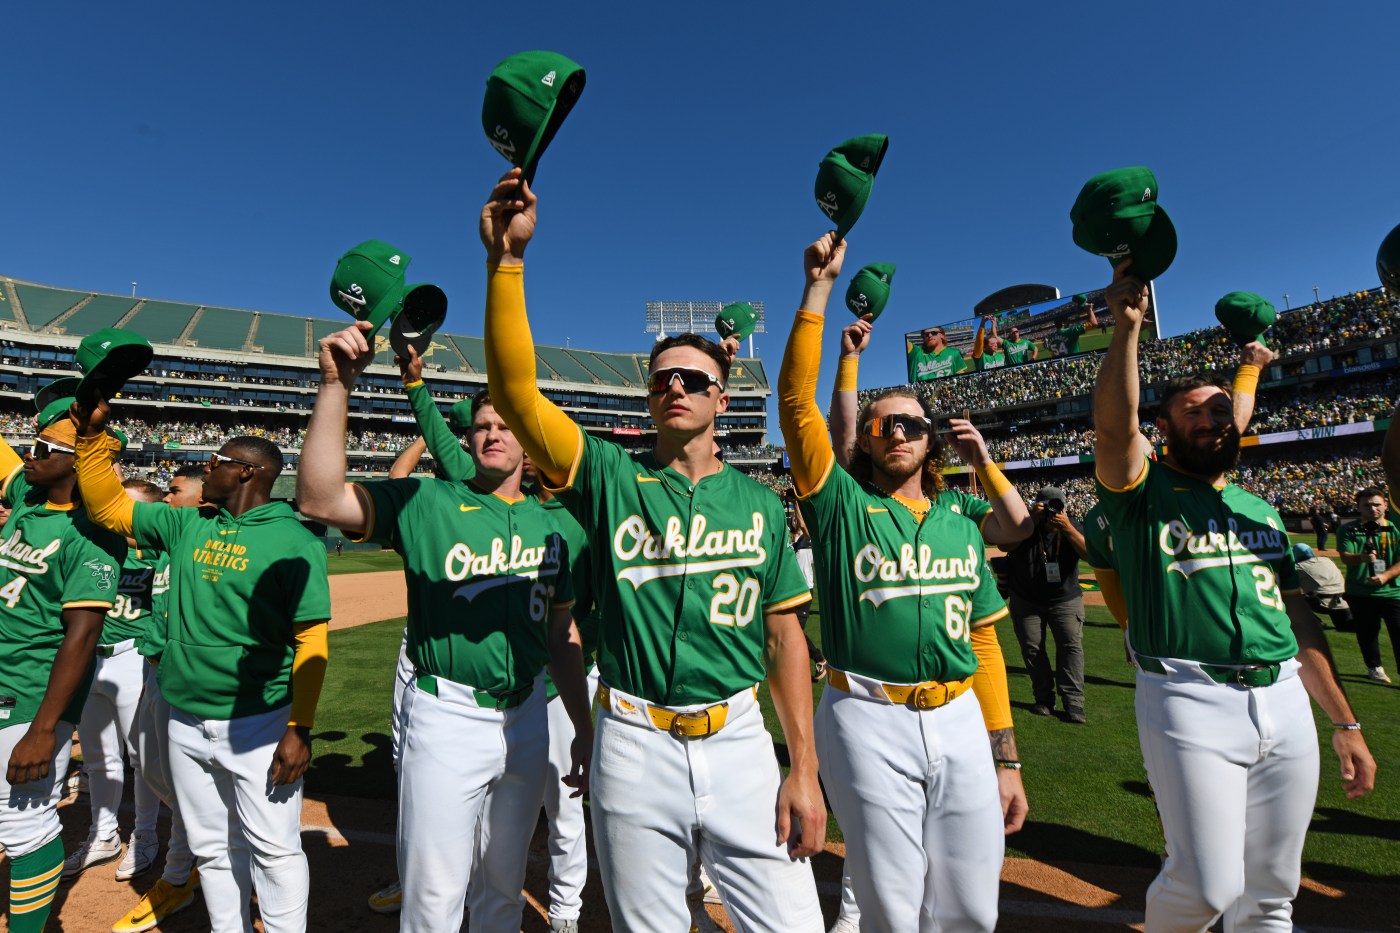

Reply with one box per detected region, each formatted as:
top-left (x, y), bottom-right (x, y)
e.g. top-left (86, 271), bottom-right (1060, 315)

top-left (1215, 291), bottom-right (1276, 345)
top-left (483, 51), bottom-right (587, 184)
top-left (37, 398), bottom-right (74, 432)
top-left (715, 303), bottom-right (758, 342)
top-left (74, 328), bottom-right (154, 403)
top-left (845, 262), bottom-right (896, 320)
top-left (1070, 166), bottom-right (1177, 281)
top-left (34, 376), bottom-right (81, 415)
top-left (447, 398), bottom-right (475, 434)
top-left (815, 134), bottom-right (889, 240)
top-left (391, 284), bottom-right (448, 360)
top-left (330, 240), bottom-right (411, 335)
top-left (1378, 222), bottom-right (1400, 297)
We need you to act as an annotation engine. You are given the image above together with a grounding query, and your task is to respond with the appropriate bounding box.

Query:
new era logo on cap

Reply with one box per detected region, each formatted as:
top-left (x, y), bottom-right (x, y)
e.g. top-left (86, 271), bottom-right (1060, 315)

top-left (1141, 188), bottom-right (1152, 201)
top-left (100, 341), bottom-right (111, 349)
top-left (389, 255), bottom-right (401, 265)
top-left (541, 70), bottom-right (557, 86)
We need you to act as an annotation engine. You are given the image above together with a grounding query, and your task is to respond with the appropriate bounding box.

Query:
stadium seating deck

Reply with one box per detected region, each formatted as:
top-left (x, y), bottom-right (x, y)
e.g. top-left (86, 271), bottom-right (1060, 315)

top-left (188, 306), bottom-right (255, 350)
top-left (57, 295), bottom-right (140, 334)
top-left (253, 313), bottom-right (309, 356)
top-left (536, 346), bottom-right (599, 384)
top-left (574, 350), bottom-right (641, 387)
top-left (125, 301), bottom-right (201, 344)
top-left (449, 335), bottom-right (489, 373)
top-left (0, 290), bottom-right (14, 323)
top-left (15, 284), bottom-right (86, 327)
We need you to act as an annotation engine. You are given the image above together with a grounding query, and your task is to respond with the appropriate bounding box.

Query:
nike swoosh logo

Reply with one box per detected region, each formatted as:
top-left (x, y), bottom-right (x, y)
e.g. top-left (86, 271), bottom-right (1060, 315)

top-left (459, 505), bottom-right (481, 512)
top-left (637, 477), bottom-right (661, 484)
top-left (867, 506), bottom-right (888, 513)
top-left (218, 529), bottom-right (238, 535)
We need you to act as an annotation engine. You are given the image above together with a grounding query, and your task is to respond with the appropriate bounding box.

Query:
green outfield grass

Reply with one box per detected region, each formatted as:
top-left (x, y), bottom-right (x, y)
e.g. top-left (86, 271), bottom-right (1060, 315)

top-left (308, 605), bottom-right (1400, 880)
top-left (325, 549), bottom-right (404, 576)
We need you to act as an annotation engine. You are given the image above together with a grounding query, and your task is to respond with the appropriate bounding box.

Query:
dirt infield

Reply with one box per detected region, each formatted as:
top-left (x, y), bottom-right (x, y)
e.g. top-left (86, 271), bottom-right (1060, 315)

top-left (329, 570), bottom-right (408, 630)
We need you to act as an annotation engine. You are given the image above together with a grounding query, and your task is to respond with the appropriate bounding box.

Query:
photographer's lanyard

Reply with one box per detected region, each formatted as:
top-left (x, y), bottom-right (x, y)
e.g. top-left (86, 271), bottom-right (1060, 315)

top-left (1042, 527), bottom-right (1062, 584)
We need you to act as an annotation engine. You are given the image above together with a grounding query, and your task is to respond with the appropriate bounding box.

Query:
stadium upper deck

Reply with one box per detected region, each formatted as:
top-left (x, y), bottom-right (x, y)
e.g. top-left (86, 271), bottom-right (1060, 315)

top-left (0, 274), bottom-right (775, 468)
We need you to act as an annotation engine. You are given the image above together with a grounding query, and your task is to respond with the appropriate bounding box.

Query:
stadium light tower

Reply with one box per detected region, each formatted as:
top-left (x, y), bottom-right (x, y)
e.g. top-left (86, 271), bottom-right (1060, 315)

top-left (645, 300), bottom-right (766, 357)
top-left (1283, 293), bottom-right (1290, 310)
top-left (131, 282), bottom-right (137, 297)
top-left (1313, 286), bottom-right (1320, 305)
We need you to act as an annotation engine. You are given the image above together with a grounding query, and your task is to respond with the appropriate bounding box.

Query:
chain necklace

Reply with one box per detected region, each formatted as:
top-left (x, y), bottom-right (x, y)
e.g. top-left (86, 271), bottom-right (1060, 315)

top-left (891, 491), bottom-right (930, 518)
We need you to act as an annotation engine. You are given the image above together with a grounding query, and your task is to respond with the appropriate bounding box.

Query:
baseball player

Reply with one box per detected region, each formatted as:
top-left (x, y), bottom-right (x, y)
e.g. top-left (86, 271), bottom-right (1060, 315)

top-left (298, 327), bottom-right (594, 933)
top-left (779, 232), bottom-right (1027, 932)
top-left (1, 409), bottom-right (124, 932)
top-left (481, 167), bottom-right (825, 933)
top-left (74, 401), bottom-right (331, 933)
top-left (64, 480), bottom-right (165, 882)
top-left (1095, 260), bottom-right (1375, 932)
top-left (1045, 299), bottom-right (1099, 358)
top-left (112, 472), bottom-right (208, 933)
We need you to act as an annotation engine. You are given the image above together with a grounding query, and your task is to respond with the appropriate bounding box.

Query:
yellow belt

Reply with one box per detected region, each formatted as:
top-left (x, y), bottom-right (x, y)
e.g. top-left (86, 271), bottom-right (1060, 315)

top-left (827, 669), bottom-right (973, 710)
top-left (596, 684), bottom-right (730, 737)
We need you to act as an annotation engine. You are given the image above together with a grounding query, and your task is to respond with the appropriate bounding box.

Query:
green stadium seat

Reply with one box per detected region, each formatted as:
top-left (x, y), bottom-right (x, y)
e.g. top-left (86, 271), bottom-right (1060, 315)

top-left (449, 335), bottom-right (490, 373)
top-left (254, 313), bottom-right (309, 356)
top-left (125, 301), bottom-right (200, 344)
top-left (536, 346), bottom-right (598, 384)
top-left (15, 284), bottom-right (87, 327)
top-left (188, 307), bottom-right (255, 350)
top-left (582, 351), bottom-right (644, 387)
top-left (56, 295), bottom-right (140, 335)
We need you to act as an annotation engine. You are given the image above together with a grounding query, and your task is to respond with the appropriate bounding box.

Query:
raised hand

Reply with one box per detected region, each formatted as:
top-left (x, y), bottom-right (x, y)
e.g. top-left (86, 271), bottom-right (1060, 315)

top-left (840, 317), bottom-right (874, 358)
top-left (946, 417), bottom-right (992, 468)
top-left (1239, 340), bottom-right (1274, 368)
top-left (803, 232), bottom-right (847, 285)
top-left (318, 320), bottom-right (376, 391)
top-left (1103, 259), bottom-right (1149, 329)
top-left (480, 167), bottom-right (537, 264)
top-left (396, 344), bottom-right (425, 385)
top-left (69, 396), bottom-right (113, 438)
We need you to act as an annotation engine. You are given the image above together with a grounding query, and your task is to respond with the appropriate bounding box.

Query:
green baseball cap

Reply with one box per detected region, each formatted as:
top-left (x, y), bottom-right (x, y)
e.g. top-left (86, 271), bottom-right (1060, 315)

top-left (390, 284), bottom-right (448, 361)
top-left (845, 263), bottom-right (896, 320)
top-left (715, 303), bottom-right (758, 342)
top-left (330, 240), bottom-right (411, 336)
top-left (482, 51), bottom-right (587, 184)
top-left (74, 328), bottom-right (154, 403)
top-left (37, 397), bottom-right (75, 432)
top-left (1070, 166), bottom-right (1177, 282)
top-left (34, 376), bottom-right (81, 415)
top-left (447, 398), bottom-right (475, 435)
top-left (1378, 222), bottom-right (1400, 297)
top-left (815, 134), bottom-right (888, 240)
top-left (1215, 292), bottom-right (1276, 345)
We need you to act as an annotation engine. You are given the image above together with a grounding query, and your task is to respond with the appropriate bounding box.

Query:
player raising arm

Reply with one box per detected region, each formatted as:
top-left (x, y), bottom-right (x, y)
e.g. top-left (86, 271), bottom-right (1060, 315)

top-left (779, 232), bottom-right (1026, 933)
top-left (1095, 259), bottom-right (1374, 932)
top-left (481, 166), bottom-right (825, 933)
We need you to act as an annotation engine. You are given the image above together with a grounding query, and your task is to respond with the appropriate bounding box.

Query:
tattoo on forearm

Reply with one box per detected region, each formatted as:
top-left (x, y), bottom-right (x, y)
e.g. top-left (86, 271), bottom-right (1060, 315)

top-left (989, 728), bottom-right (1018, 760)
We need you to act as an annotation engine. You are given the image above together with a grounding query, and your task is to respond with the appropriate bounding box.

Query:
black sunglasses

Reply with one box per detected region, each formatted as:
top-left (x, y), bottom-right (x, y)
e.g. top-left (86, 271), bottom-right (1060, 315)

top-left (31, 439), bottom-right (76, 459)
top-left (648, 366), bottom-right (724, 396)
top-left (864, 413), bottom-right (933, 440)
top-left (209, 453), bottom-right (264, 471)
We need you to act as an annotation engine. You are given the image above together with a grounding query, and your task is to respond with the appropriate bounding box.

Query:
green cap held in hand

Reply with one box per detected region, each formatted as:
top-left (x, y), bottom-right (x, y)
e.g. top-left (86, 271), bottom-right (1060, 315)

top-left (814, 134), bottom-right (888, 240)
top-left (845, 263), bottom-right (896, 321)
top-left (1215, 292), bottom-right (1276, 345)
top-left (330, 240), bottom-right (411, 336)
top-left (34, 376), bottom-right (80, 415)
top-left (482, 50), bottom-right (587, 184)
top-left (715, 303), bottom-right (758, 342)
top-left (74, 328), bottom-right (154, 404)
top-left (1070, 166), bottom-right (1177, 282)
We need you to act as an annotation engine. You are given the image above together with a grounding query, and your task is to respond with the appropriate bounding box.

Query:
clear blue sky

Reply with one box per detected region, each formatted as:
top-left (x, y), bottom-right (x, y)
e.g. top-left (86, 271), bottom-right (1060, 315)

top-left (8, 3), bottom-right (1398, 442)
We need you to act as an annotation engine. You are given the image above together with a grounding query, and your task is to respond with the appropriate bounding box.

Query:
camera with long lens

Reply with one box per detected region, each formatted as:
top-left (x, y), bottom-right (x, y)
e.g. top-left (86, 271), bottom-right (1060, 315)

top-left (1363, 521), bottom-right (1385, 575)
top-left (1044, 499), bottom-right (1065, 516)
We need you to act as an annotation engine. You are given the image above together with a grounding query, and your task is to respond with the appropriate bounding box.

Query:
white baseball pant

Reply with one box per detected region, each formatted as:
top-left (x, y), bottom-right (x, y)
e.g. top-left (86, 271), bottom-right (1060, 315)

top-left (132, 660), bottom-right (197, 885)
top-left (542, 664), bottom-right (600, 923)
top-left (1135, 659), bottom-right (1319, 933)
top-left (77, 643), bottom-right (159, 841)
top-left (168, 703), bottom-right (305, 933)
top-left (0, 721), bottom-right (73, 858)
top-left (815, 682), bottom-right (1004, 933)
top-left (397, 674), bottom-right (548, 933)
top-left (390, 626), bottom-right (413, 771)
top-left (591, 683), bottom-right (824, 933)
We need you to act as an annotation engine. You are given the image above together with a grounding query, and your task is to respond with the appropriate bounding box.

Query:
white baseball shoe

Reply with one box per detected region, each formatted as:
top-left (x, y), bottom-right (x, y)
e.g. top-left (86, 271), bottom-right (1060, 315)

top-left (1368, 666), bottom-right (1392, 683)
top-left (63, 833), bottom-right (124, 879)
top-left (115, 831), bottom-right (160, 881)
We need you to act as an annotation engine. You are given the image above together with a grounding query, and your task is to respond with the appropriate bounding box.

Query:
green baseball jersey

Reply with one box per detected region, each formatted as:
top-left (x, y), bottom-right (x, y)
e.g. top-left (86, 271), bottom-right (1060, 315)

top-left (1083, 501), bottom-right (1115, 570)
top-left (798, 465), bottom-right (1008, 683)
top-left (552, 433), bottom-right (810, 706)
top-left (1046, 323), bottom-right (1086, 357)
top-left (936, 488), bottom-right (991, 530)
top-left (355, 477), bottom-right (573, 694)
top-left (1097, 459), bottom-right (1299, 664)
top-left (407, 381), bottom-right (476, 483)
top-left (0, 466), bottom-right (124, 727)
top-left (132, 500), bottom-right (331, 720)
top-left (1002, 337), bottom-right (1034, 365)
top-left (137, 554), bottom-right (171, 660)
top-left (974, 350), bottom-right (1006, 371)
top-left (541, 495), bottom-right (599, 699)
top-left (1337, 512), bottom-right (1400, 599)
top-left (102, 547), bottom-right (162, 645)
top-left (908, 345), bottom-right (966, 381)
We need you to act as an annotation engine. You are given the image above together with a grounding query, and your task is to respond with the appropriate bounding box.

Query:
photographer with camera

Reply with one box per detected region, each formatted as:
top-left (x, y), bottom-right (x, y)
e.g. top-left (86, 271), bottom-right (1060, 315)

top-left (1006, 486), bottom-right (1089, 722)
top-left (1337, 486), bottom-right (1400, 683)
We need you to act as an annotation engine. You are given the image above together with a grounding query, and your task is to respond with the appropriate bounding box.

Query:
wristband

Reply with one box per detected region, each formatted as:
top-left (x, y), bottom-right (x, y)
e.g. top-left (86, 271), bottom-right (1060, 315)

top-left (835, 355), bottom-right (860, 393)
top-left (1232, 364), bottom-right (1260, 397)
top-left (993, 759), bottom-right (1022, 770)
top-left (403, 379), bottom-right (425, 389)
top-left (1333, 722), bottom-right (1361, 731)
top-left (975, 462), bottom-right (1015, 501)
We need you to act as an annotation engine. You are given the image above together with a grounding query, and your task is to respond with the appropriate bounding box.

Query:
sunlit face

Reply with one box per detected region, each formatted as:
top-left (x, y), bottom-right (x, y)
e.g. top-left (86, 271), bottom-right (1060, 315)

top-left (468, 403), bottom-right (525, 480)
top-left (201, 446), bottom-right (263, 502)
top-left (1158, 386), bottom-right (1239, 477)
top-left (921, 329), bottom-right (944, 351)
top-left (858, 396), bottom-right (930, 484)
top-left (21, 435), bottom-right (76, 489)
top-left (1357, 495), bottom-right (1387, 523)
top-left (164, 476), bottom-right (204, 508)
top-left (987, 335), bottom-right (1002, 353)
top-left (646, 345), bottom-right (729, 436)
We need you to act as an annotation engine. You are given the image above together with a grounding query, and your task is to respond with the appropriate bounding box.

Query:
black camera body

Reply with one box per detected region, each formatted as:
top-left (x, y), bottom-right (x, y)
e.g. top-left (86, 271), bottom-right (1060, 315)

top-left (1044, 499), bottom-right (1065, 516)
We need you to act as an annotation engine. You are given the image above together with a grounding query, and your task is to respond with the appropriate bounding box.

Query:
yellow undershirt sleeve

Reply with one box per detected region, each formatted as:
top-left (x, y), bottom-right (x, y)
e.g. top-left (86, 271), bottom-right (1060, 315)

top-left (482, 264), bottom-right (584, 488)
top-left (969, 622), bottom-right (1014, 731)
top-left (834, 355), bottom-right (859, 392)
top-left (75, 433), bottom-right (136, 537)
top-left (1094, 567), bottom-right (1129, 631)
top-left (287, 621), bottom-right (329, 727)
top-left (777, 311), bottom-right (836, 497)
top-left (1232, 364), bottom-right (1260, 398)
top-left (974, 462), bottom-right (1014, 500)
